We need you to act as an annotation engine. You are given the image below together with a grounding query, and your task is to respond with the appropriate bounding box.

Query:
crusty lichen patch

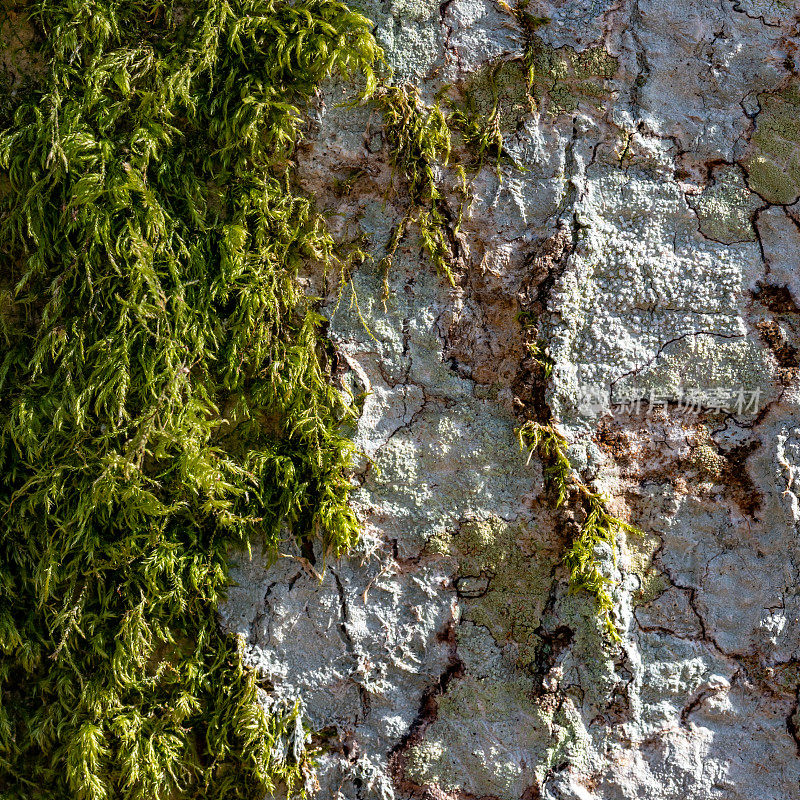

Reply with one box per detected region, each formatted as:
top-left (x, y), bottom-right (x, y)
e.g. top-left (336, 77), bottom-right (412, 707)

top-left (742, 81), bottom-right (800, 205)
top-left (451, 31), bottom-right (619, 137)
top-left (400, 507), bottom-right (607, 799)
top-left (225, 2), bottom-right (800, 796)
top-left (627, 530), bottom-right (668, 606)
top-left (613, 333), bottom-right (776, 416)
top-left (688, 165), bottom-right (762, 245)
top-left (527, 36), bottom-right (618, 117)
top-left (352, 0), bottom-right (442, 79)
top-left (546, 164), bottom-right (771, 426)
top-left (403, 673), bottom-right (589, 799)
top-left (431, 515), bottom-right (562, 666)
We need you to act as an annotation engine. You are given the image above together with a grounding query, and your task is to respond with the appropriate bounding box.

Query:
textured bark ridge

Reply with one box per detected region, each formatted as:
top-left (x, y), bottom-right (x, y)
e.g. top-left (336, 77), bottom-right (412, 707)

top-left (219, 1), bottom-right (800, 798)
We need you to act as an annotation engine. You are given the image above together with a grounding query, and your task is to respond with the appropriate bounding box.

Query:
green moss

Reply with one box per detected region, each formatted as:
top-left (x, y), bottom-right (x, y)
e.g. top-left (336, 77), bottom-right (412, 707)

top-left (448, 60), bottom-right (531, 170)
top-left (0, 1), bottom-right (379, 797)
top-left (518, 422), bottom-right (640, 642)
top-left (743, 81), bottom-right (800, 205)
top-left (376, 84), bottom-right (460, 286)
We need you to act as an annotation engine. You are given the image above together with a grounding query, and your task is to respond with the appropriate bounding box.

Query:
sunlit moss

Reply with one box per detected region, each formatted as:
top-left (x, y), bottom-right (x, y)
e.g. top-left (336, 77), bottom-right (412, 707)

top-left (518, 421), bottom-right (640, 642)
top-left (376, 84), bottom-right (460, 286)
top-left (0, 1), bottom-right (379, 796)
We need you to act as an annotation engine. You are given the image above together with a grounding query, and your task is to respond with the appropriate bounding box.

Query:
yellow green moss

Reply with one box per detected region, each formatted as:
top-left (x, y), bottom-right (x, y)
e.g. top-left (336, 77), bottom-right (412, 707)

top-left (376, 84), bottom-right (459, 285)
top-left (456, 59), bottom-right (533, 133)
top-left (0, 1), bottom-right (379, 797)
top-left (518, 422), bottom-right (641, 641)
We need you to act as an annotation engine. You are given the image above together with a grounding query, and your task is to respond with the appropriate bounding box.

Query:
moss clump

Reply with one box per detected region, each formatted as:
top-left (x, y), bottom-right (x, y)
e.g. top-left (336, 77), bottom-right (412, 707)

top-left (448, 59), bottom-right (532, 170)
top-left (376, 84), bottom-right (460, 286)
top-left (518, 422), bottom-right (640, 642)
top-left (0, 1), bottom-right (379, 797)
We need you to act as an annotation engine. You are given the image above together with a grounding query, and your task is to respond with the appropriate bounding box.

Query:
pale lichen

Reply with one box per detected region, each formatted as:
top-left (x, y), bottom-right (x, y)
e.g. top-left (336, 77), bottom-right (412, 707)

top-left (434, 516), bottom-right (561, 667)
top-left (526, 36), bottom-right (618, 117)
top-left (404, 674), bottom-right (588, 799)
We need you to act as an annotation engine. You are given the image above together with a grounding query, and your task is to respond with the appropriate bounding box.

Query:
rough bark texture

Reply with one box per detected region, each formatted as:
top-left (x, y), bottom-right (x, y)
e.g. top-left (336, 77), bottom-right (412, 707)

top-left (215, 1), bottom-right (799, 797)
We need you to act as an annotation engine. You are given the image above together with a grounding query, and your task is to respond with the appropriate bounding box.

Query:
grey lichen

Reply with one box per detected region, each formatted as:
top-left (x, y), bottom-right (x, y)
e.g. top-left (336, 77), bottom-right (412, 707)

top-left (434, 516), bottom-right (561, 667)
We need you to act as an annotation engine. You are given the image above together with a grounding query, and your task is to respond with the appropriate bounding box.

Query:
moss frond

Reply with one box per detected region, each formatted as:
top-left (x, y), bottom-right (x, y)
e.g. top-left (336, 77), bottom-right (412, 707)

top-left (525, 341), bottom-right (554, 380)
top-left (448, 97), bottom-right (505, 174)
top-left (376, 84), bottom-right (457, 286)
top-left (518, 421), bottom-right (572, 507)
top-left (0, 0), bottom-right (378, 796)
top-left (518, 421), bottom-right (641, 641)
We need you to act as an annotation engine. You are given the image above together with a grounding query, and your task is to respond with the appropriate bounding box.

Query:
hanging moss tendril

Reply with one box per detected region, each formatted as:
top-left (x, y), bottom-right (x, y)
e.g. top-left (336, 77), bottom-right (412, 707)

top-left (0, 0), bottom-right (379, 797)
top-left (376, 84), bottom-right (459, 287)
top-left (518, 420), bottom-right (641, 643)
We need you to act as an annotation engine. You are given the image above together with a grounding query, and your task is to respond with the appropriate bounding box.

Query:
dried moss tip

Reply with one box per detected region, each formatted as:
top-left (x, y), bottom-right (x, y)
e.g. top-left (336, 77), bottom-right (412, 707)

top-left (0, 0), bottom-right (378, 797)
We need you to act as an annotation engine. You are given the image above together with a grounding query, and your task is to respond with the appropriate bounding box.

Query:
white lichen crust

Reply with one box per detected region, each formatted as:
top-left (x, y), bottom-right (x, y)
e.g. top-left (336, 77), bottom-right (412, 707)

top-left (221, 0), bottom-right (800, 797)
